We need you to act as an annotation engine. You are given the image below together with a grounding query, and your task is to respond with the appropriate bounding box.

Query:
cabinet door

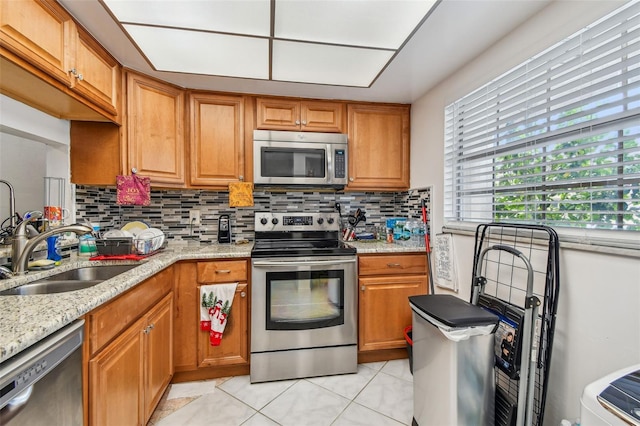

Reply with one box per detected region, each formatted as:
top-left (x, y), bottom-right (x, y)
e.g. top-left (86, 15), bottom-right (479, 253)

top-left (359, 275), bottom-right (427, 352)
top-left (72, 28), bottom-right (120, 118)
top-left (0, 0), bottom-right (74, 85)
top-left (127, 72), bottom-right (185, 185)
top-left (301, 101), bottom-right (345, 132)
top-left (198, 283), bottom-right (249, 367)
top-left (347, 104), bottom-right (410, 191)
top-left (144, 293), bottom-right (174, 423)
top-left (256, 98), bottom-right (300, 130)
top-left (189, 93), bottom-right (245, 186)
top-left (89, 317), bottom-right (144, 426)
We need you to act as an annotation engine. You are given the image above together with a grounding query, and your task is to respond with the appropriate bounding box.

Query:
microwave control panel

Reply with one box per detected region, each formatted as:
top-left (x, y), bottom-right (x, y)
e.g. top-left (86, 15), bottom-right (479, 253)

top-left (334, 149), bottom-right (346, 178)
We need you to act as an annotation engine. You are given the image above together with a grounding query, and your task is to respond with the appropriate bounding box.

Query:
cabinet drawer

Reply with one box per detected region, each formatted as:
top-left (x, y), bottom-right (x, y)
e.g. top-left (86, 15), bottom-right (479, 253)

top-left (197, 260), bottom-right (248, 283)
top-left (358, 254), bottom-right (426, 276)
top-left (88, 267), bottom-right (173, 355)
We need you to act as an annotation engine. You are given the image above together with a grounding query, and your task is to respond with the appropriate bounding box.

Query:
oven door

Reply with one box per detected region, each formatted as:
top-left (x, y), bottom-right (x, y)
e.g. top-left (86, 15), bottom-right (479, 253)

top-left (251, 256), bottom-right (357, 353)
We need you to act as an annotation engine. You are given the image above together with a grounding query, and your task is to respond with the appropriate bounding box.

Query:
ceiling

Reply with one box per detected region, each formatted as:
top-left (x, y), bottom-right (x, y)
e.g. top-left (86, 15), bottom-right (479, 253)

top-left (58, 0), bottom-right (553, 104)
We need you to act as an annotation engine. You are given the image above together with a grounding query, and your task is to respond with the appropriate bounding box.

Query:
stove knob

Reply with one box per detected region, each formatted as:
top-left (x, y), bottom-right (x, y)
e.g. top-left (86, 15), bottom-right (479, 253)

top-left (272, 218), bottom-right (279, 225)
top-left (317, 218), bottom-right (324, 225)
top-left (260, 218), bottom-right (268, 225)
top-left (327, 217), bottom-right (335, 224)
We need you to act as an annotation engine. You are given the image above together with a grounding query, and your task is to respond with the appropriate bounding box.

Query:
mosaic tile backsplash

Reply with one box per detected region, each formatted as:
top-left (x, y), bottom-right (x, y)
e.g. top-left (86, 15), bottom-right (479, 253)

top-left (75, 186), bottom-right (431, 244)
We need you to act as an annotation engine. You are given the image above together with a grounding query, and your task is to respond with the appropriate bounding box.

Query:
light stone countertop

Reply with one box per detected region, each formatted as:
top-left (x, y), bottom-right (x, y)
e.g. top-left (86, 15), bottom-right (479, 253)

top-left (0, 240), bottom-right (424, 363)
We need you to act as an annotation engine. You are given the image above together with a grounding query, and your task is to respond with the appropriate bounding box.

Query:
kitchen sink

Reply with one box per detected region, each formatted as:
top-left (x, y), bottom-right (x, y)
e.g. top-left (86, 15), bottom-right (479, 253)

top-left (0, 264), bottom-right (139, 296)
top-left (39, 264), bottom-right (139, 282)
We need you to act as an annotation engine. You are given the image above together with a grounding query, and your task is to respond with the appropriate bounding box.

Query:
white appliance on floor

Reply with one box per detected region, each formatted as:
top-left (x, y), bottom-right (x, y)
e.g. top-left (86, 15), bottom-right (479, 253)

top-left (580, 364), bottom-right (640, 425)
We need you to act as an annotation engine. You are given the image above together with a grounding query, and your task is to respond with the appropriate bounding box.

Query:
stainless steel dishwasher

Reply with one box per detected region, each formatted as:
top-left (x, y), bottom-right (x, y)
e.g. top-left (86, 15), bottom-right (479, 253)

top-left (0, 319), bottom-right (84, 425)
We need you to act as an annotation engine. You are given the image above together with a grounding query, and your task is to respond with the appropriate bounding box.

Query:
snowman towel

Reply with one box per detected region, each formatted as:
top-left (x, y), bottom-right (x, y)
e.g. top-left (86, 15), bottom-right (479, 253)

top-left (200, 283), bottom-right (238, 346)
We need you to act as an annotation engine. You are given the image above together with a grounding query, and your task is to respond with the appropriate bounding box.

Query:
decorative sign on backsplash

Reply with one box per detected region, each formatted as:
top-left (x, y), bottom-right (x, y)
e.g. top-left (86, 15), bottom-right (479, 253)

top-left (116, 174), bottom-right (151, 206)
top-left (228, 182), bottom-right (254, 207)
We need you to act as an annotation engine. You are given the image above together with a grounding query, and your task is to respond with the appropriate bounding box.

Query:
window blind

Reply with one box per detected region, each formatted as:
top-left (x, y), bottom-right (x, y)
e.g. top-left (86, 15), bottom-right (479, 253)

top-left (444, 1), bottom-right (640, 231)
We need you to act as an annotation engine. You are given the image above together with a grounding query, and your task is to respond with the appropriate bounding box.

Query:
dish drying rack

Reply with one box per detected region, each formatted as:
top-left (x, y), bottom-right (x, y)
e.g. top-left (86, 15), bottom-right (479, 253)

top-left (470, 223), bottom-right (560, 426)
top-left (95, 234), bottom-right (165, 257)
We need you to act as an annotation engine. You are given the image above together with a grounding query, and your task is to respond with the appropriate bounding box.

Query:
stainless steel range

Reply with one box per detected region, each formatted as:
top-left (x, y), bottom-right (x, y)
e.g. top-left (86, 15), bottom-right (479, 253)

top-left (250, 212), bottom-right (357, 383)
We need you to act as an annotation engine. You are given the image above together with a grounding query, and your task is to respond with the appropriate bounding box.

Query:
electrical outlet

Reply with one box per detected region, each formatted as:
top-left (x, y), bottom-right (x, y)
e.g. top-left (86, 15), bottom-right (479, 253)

top-left (189, 209), bottom-right (201, 225)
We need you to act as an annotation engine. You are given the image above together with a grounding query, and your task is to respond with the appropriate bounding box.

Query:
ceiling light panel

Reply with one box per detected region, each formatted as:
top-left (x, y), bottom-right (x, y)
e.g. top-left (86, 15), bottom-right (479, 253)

top-left (272, 40), bottom-right (394, 87)
top-left (274, 0), bottom-right (438, 49)
top-left (103, 0), bottom-right (271, 36)
top-left (124, 25), bottom-right (269, 79)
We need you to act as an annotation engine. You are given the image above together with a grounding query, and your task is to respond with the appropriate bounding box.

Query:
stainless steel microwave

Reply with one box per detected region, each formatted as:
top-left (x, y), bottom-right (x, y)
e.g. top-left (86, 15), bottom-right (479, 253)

top-left (253, 130), bottom-right (348, 189)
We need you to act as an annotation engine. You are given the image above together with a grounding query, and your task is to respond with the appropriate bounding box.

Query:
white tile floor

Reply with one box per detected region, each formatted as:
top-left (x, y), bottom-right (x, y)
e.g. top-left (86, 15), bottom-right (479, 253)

top-left (150, 359), bottom-right (414, 426)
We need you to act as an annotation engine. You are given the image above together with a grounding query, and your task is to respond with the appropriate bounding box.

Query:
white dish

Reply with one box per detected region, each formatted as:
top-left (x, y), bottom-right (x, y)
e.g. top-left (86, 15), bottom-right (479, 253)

top-left (121, 221), bottom-right (149, 237)
top-left (103, 229), bottom-right (125, 239)
top-left (136, 228), bottom-right (165, 251)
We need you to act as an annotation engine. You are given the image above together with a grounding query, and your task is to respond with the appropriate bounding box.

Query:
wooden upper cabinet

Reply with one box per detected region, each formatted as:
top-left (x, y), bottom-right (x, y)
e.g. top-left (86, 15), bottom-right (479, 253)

top-left (127, 72), bottom-right (185, 186)
top-left (347, 104), bottom-right (410, 191)
top-left (189, 93), bottom-right (245, 187)
top-left (256, 97), bottom-right (345, 132)
top-left (0, 0), bottom-right (121, 122)
top-left (71, 28), bottom-right (120, 117)
top-left (0, 0), bottom-right (74, 85)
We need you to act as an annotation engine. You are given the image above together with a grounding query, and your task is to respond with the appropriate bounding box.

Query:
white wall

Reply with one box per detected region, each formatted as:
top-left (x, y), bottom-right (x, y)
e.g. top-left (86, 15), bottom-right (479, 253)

top-left (410, 1), bottom-right (640, 424)
top-left (0, 95), bottom-right (73, 224)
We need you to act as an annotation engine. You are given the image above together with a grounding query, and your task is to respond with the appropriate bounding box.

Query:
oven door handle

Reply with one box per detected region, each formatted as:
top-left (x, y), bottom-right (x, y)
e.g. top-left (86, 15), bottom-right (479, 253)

top-left (253, 258), bottom-right (356, 267)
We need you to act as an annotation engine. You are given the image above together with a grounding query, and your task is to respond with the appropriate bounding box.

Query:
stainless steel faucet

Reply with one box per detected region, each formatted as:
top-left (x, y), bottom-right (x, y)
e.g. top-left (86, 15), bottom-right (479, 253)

top-left (11, 218), bottom-right (93, 275)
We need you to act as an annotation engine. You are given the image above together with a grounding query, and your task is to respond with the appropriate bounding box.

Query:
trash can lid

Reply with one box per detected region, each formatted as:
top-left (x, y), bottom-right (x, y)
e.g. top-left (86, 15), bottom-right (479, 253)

top-left (409, 294), bottom-right (499, 328)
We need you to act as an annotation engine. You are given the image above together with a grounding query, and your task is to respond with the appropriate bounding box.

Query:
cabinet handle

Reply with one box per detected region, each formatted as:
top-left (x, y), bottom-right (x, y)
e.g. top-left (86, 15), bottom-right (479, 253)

top-left (295, 120), bottom-right (300, 125)
top-left (387, 263), bottom-right (402, 268)
top-left (215, 270), bottom-right (231, 274)
top-left (68, 68), bottom-right (84, 81)
top-left (143, 326), bottom-right (150, 334)
top-left (361, 285), bottom-right (365, 291)
top-left (241, 291), bottom-right (246, 298)
top-left (302, 120), bottom-right (307, 125)
top-left (239, 175), bottom-right (244, 181)
top-left (148, 323), bottom-right (155, 330)
top-left (349, 177), bottom-right (354, 182)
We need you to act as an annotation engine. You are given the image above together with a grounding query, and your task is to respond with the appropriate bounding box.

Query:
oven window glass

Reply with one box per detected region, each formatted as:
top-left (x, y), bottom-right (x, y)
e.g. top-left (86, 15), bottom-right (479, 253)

top-left (261, 147), bottom-right (326, 178)
top-left (266, 270), bottom-right (344, 330)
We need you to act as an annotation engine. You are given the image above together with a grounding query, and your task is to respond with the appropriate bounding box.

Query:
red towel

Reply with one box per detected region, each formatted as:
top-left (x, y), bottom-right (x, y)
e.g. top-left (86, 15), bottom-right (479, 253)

top-left (200, 283), bottom-right (238, 346)
top-left (116, 174), bottom-right (150, 206)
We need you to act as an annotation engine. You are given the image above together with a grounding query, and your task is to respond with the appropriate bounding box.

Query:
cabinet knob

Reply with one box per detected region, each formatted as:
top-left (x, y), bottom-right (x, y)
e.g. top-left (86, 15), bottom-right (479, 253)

top-left (77, 73), bottom-right (83, 81)
top-left (241, 291), bottom-right (246, 298)
top-left (69, 68), bottom-right (77, 76)
top-left (143, 326), bottom-right (150, 334)
top-left (239, 175), bottom-right (244, 181)
top-left (302, 120), bottom-right (307, 125)
top-left (349, 177), bottom-right (354, 182)
top-left (361, 285), bottom-right (365, 291)
top-left (295, 120), bottom-right (300, 125)
top-left (148, 323), bottom-right (155, 330)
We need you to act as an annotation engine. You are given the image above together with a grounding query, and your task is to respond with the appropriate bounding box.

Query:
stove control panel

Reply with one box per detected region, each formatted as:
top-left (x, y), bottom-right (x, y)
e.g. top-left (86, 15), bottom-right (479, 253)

top-left (255, 212), bottom-right (341, 232)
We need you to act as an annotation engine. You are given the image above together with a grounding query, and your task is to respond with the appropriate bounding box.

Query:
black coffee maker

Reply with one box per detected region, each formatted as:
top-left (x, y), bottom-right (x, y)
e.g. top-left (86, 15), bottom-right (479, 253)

top-left (217, 214), bottom-right (231, 243)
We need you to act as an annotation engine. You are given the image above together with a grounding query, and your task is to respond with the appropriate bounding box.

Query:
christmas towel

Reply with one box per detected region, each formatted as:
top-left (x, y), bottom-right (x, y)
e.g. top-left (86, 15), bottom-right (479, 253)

top-left (200, 283), bottom-right (237, 346)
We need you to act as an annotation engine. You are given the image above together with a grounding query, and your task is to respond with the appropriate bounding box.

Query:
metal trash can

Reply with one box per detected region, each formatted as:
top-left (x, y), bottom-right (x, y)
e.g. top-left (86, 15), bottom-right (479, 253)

top-left (409, 294), bottom-right (499, 426)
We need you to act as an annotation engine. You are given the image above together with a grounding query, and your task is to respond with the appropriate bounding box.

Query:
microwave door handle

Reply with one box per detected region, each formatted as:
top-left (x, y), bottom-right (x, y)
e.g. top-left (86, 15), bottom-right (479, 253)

top-left (253, 259), bottom-right (356, 267)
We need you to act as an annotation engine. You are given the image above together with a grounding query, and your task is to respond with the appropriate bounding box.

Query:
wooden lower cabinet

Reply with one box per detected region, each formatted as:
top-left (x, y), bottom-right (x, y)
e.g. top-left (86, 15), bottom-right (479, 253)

top-left (358, 253), bottom-right (428, 355)
top-left (198, 283), bottom-right (248, 367)
top-left (86, 268), bottom-right (174, 426)
top-left (89, 293), bottom-right (172, 426)
top-left (173, 260), bottom-right (250, 382)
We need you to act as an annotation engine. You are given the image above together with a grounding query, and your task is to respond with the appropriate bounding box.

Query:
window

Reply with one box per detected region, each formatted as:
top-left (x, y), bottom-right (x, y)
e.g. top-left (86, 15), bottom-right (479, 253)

top-left (444, 2), bottom-right (640, 232)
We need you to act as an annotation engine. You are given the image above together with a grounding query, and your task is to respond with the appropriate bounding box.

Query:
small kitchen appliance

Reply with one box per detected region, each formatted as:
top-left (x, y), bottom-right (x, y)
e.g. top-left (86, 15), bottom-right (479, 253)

top-left (218, 214), bottom-right (231, 243)
top-left (250, 211), bottom-right (357, 383)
